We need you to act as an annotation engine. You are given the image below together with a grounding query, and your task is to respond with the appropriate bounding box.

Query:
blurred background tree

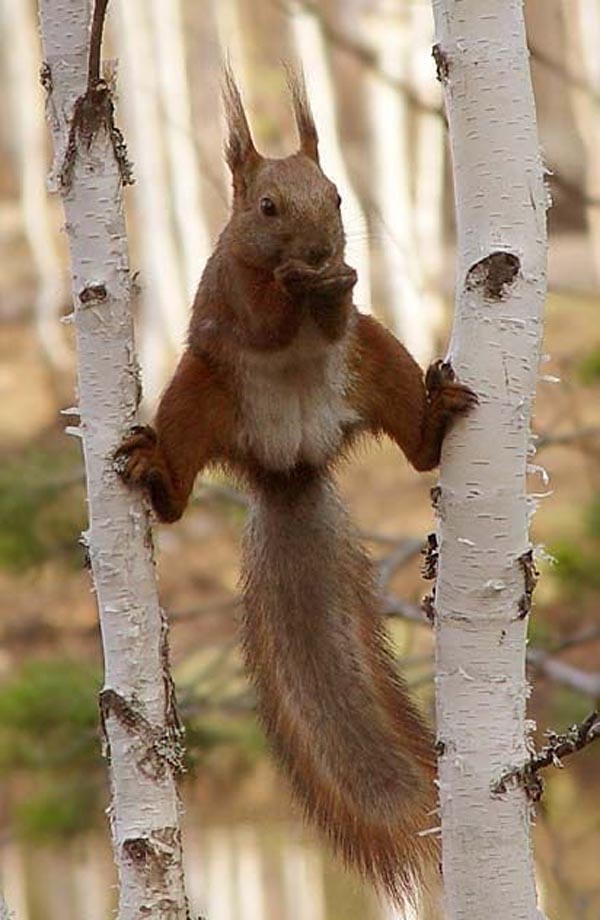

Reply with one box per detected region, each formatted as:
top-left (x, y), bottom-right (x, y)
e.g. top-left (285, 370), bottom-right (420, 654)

top-left (0, 1), bottom-right (598, 918)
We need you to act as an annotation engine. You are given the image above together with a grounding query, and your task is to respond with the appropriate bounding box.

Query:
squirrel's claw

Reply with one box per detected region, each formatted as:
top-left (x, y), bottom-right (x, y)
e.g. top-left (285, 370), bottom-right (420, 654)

top-left (114, 426), bottom-right (183, 523)
top-left (426, 359), bottom-right (479, 417)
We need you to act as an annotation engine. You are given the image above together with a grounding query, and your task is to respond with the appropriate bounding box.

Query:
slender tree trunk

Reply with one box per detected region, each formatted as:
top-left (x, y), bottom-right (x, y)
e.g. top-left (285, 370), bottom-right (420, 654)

top-left (408, 1), bottom-right (445, 350)
top-left (430, 2), bottom-right (548, 917)
top-left (364, 0), bottom-right (433, 362)
top-left (2, 0), bottom-right (68, 370)
top-left (234, 828), bottom-right (265, 920)
top-left (150, 0), bottom-right (212, 300)
top-left (562, 0), bottom-right (600, 285)
top-left (37, 3), bottom-right (189, 917)
top-left (112, 0), bottom-right (189, 400)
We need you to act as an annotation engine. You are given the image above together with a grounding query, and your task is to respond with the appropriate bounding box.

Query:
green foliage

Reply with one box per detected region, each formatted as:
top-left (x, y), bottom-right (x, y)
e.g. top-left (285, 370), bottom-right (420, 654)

top-left (585, 494), bottom-right (600, 539)
top-left (0, 659), bottom-right (100, 772)
top-left (549, 493), bottom-right (600, 597)
top-left (0, 660), bottom-right (103, 840)
top-left (0, 658), bottom-right (265, 839)
top-left (550, 540), bottom-right (600, 594)
top-left (14, 780), bottom-right (99, 841)
top-left (577, 348), bottom-right (600, 385)
top-left (0, 440), bottom-right (85, 571)
top-left (184, 714), bottom-right (265, 771)
top-left (550, 687), bottom-right (594, 733)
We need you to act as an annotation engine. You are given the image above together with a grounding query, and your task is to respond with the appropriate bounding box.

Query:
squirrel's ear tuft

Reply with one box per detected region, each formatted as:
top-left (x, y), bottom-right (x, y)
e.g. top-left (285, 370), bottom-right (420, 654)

top-left (222, 65), bottom-right (261, 193)
top-left (287, 67), bottom-right (319, 165)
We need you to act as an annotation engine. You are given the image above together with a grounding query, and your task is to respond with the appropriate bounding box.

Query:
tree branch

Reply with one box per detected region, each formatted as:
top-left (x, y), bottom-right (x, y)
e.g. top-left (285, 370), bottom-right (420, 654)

top-left (88, 0), bottom-right (110, 90)
top-left (492, 711), bottom-right (600, 800)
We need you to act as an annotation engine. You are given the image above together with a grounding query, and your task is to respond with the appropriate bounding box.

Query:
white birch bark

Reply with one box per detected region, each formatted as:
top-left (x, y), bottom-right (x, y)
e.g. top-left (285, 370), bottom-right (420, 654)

top-left (38, 3), bottom-right (189, 917)
top-left (289, 0), bottom-right (373, 315)
top-left (562, 0), bottom-right (600, 284)
top-left (363, 0), bottom-right (432, 362)
top-left (150, 0), bottom-right (212, 300)
top-left (430, 1), bottom-right (548, 917)
top-left (1, 0), bottom-right (68, 369)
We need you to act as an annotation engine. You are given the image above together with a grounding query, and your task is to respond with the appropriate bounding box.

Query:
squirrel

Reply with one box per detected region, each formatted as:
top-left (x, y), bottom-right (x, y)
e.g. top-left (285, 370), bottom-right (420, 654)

top-left (115, 69), bottom-right (477, 910)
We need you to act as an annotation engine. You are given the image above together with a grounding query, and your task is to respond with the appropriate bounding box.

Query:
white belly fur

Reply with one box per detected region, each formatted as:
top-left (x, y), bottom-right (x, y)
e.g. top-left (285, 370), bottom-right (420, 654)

top-left (237, 321), bottom-right (358, 471)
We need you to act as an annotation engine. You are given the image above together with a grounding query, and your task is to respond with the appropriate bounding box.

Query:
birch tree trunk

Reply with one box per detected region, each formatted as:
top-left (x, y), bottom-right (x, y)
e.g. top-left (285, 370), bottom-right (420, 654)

top-left (38, 3), bottom-right (189, 917)
top-left (430, 1), bottom-right (548, 917)
top-left (1, 0), bottom-right (68, 370)
top-left (408, 1), bottom-right (445, 349)
top-left (150, 0), bottom-right (212, 300)
top-left (364, 0), bottom-right (433, 363)
top-left (562, 0), bottom-right (600, 285)
top-left (112, 0), bottom-right (189, 401)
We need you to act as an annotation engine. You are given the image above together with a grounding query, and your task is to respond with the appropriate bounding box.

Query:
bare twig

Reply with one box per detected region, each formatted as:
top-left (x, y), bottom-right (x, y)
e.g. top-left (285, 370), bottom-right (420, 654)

top-left (88, 0), bottom-right (110, 90)
top-left (536, 425), bottom-right (600, 450)
top-left (378, 538), bottom-right (425, 586)
top-left (492, 711), bottom-right (600, 800)
top-left (527, 649), bottom-right (600, 699)
top-left (383, 595), bottom-right (428, 624)
top-left (547, 625), bottom-right (600, 655)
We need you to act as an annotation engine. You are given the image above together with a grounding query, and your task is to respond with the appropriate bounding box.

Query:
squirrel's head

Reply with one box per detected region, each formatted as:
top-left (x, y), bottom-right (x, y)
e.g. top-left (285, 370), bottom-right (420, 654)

top-left (222, 67), bottom-right (345, 273)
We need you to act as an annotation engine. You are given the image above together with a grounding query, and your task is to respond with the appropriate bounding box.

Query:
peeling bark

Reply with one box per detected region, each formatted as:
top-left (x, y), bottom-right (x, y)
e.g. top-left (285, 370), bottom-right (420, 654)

top-left (37, 3), bottom-right (189, 917)
top-left (430, 1), bottom-right (548, 917)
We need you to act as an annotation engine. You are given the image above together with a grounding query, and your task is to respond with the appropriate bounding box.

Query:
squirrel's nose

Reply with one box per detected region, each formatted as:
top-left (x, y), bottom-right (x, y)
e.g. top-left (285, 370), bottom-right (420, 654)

top-left (306, 243), bottom-right (332, 267)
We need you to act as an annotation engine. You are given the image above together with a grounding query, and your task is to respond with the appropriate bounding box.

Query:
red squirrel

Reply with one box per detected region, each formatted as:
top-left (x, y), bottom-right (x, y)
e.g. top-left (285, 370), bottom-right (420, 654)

top-left (115, 69), bottom-right (477, 908)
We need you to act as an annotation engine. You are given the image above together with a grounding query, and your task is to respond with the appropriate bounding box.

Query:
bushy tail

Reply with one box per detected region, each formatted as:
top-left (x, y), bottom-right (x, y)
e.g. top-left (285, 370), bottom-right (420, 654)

top-left (240, 471), bottom-right (440, 908)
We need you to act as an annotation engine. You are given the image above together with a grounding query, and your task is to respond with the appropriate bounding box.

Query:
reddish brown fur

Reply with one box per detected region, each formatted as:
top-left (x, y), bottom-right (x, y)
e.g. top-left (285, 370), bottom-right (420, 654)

top-left (115, 69), bottom-right (476, 908)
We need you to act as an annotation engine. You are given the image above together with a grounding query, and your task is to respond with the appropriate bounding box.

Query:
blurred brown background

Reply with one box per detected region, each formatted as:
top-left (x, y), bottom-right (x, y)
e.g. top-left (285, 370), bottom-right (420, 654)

top-left (0, 1), bottom-right (598, 918)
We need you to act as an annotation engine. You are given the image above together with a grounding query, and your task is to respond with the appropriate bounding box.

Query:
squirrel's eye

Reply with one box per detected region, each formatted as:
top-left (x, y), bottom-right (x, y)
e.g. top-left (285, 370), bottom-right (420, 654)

top-left (260, 196), bottom-right (277, 217)
top-left (335, 192), bottom-right (342, 209)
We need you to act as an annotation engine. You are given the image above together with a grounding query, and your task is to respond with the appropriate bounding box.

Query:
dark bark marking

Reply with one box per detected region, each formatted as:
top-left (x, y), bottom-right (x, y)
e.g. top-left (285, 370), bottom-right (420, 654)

top-left (40, 61), bottom-right (52, 93)
top-left (432, 44), bottom-right (450, 83)
top-left (421, 532), bottom-right (438, 581)
top-left (99, 687), bottom-right (184, 779)
top-left (465, 251), bottom-right (520, 301)
top-left (516, 548), bottom-right (539, 619)
top-left (79, 282), bottom-right (107, 305)
top-left (434, 739), bottom-right (446, 756)
top-left (421, 592), bottom-right (436, 623)
top-left (58, 84), bottom-right (135, 191)
top-left (122, 827), bottom-right (182, 887)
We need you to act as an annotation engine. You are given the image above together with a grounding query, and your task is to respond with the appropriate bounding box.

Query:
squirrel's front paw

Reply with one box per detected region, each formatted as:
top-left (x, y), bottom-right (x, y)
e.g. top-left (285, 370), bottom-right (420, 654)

top-left (425, 360), bottom-right (479, 416)
top-left (113, 426), bottom-right (182, 523)
top-left (274, 259), bottom-right (357, 300)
